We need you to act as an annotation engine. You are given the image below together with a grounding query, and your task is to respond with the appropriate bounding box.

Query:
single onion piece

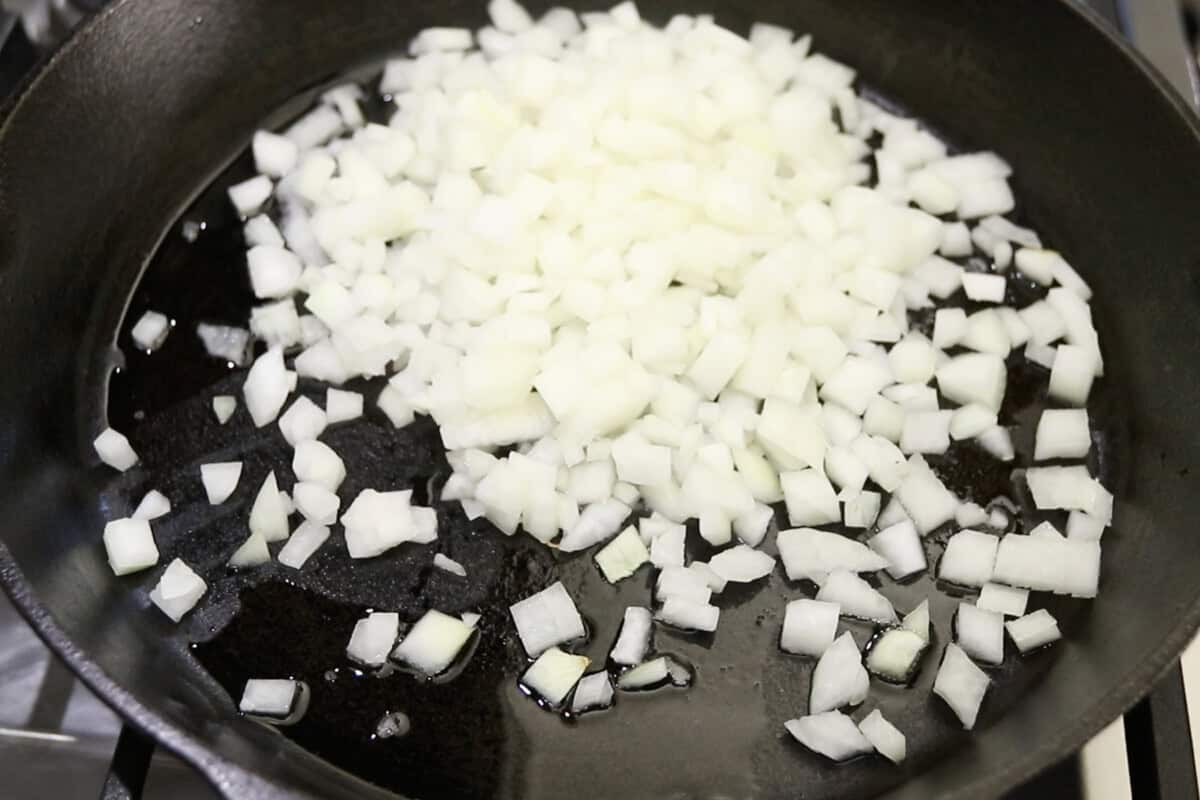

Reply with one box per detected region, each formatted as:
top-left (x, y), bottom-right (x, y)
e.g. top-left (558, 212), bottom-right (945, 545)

top-left (293, 481), bottom-right (340, 525)
top-left (1034, 408), bottom-right (1091, 461)
top-left (902, 599), bottom-right (932, 641)
top-left (277, 521), bottom-right (330, 569)
top-left (522, 647), bottom-right (589, 706)
top-left (94, 428), bottom-right (139, 472)
top-left (1025, 466), bottom-right (1113, 523)
top-left (955, 603), bottom-right (1005, 665)
top-left (977, 582), bottom-right (1029, 617)
top-left (570, 671), bottom-right (614, 713)
top-left (991, 534), bottom-right (1100, 598)
top-left (509, 581), bottom-right (586, 657)
top-left (617, 657), bottom-right (671, 691)
top-left (200, 462), bottom-right (243, 505)
top-left (243, 347), bottom-right (291, 427)
top-left (132, 490), bottom-right (171, 521)
top-left (460, 612), bottom-right (482, 628)
top-left (197, 323), bottom-right (251, 366)
top-left (656, 566), bottom-right (713, 604)
top-left (228, 532), bottom-right (270, 568)
top-left (777, 527), bottom-right (889, 583)
top-left (933, 643), bottom-right (990, 729)
top-left (610, 606), bottom-right (653, 666)
top-left (843, 491), bottom-right (881, 529)
top-left (708, 544), bottom-right (775, 583)
top-left (784, 711), bottom-right (874, 762)
top-left (594, 525), bottom-right (650, 583)
top-left (292, 439), bottom-right (347, 492)
top-left (278, 396), bottom-right (328, 446)
top-left (392, 610), bottom-right (474, 675)
top-left (325, 388), bottom-right (364, 424)
top-left (955, 502), bottom-right (989, 528)
top-left (649, 523), bottom-right (686, 568)
top-left (433, 553), bottom-right (467, 577)
top-left (149, 558), bottom-right (207, 622)
top-left (867, 520), bottom-right (927, 580)
top-left (239, 678), bottom-right (299, 718)
top-left (810, 631), bottom-right (869, 713)
top-left (1006, 609), bottom-right (1062, 653)
top-left (131, 310), bottom-right (171, 352)
top-left (103, 518), bottom-right (159, 576)
top-left (859, 709), bottom-right (907, 764)
top-left (656, 597), bottom-right (719, 632)
top-left (212, 395), bottom-right (237, 425)
top-left (938, 529), bottom-right (999, 588)
top-left (347, 612), bottom-right (401, 667)
top-left (250, 471), bottom-right (291, 543)
top-left (781, 598), bottom-right (840, 657)
top-left (865, 628), bottom-right (927, 683)
top-left (815, 570), bottom-right (897, 624)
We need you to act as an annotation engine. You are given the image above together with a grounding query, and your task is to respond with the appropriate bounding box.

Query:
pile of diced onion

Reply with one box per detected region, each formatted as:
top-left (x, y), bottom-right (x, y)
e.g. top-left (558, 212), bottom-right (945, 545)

top-left (96, 0), bottom-right (1112, 763)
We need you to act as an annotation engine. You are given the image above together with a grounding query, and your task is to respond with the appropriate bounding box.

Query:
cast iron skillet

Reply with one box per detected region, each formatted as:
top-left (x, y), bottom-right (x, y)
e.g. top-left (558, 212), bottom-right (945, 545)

top-left (1, 0), bottom-right (1200, 797)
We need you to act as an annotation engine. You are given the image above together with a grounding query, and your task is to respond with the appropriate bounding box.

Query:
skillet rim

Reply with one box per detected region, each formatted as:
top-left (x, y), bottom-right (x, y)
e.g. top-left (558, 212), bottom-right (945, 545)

top-left (1, 0), bottom-right (1199, 798)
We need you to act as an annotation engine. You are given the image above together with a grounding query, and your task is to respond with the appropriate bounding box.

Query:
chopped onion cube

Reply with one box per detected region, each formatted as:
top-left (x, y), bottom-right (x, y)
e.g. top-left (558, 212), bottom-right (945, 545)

top-left (778, 528), bottom-right (889, 583)
top-left (103, 518), bottom-right (159, 576)
top-left (1066, 510), bottom-right (1107, 541)
top-left (239, 679), bottom-right (298, 717)
top-left (939, 529), bottom-right (999, 588)
top-left (292, 439), bottom-right (346, 491)
top-left (617, 657), bottom-right (671, 690)
top-left (1048, 344), bottom-right (1096, 405)
top-left (594, 525), bottom-right (650, 583)
top-left (149, 558), bottom-right (207, 622)
top-left (200, 461), bottom-right (243, 505)
top-left (955, 603), bottom-right (1005, 665)
top-left (1034, 409), bottom-right (1091, 461)
top-left (325, 388), bottom-right (364, 424)
top-left (132, 490), bottom-right (170, 521)
top-left (649, 523), bottom-right (686, 568)
top-left (228, 531), bottom-right (270, 568)
top-left (894, 462), bottom-right (958, 535)
top-left (785, 711), bottom-right (874, 761)
top-left (1006, 609), bottom-right (1062, 653)
top-left (816, 570), bottom-right (897, 623)
top-left (934, 643), bottom-right (990, 729)
top-left (868, 520), bottom-right (927, 580)
top-left (293, 481), bottom-right (340, 524)
top-left (810, 631), bottom-right (869, 713)
top-left (433, 553), bottom-right (467, 577)
top-left (656, 566), bottom-right (712, 604)
top-left (522, 647), bottom-right (589, 706)
top-left (571, 671), bottom-right (614, 713)
top-left (243, 347), bottom-right (291, 427)
top-left (903, 599), bottom-right (932, 641)
top-left (961, 273), bottom-right (1006, 303)
top-left (950, 404), bottom-right (997, 441)
top-left (228, 175), bottom-right (273, 217)
top-left (977, 583), bottom-right (1029, 617)
top-left (277, 521), bottom-right (330, 568)
top-left (859, 709), bottom-right (906, 764)
top-left (278, 396), bottom-right (328, 445)
top-left (709, 544), bottom-right (775, 583)
top-left (94, 428), bottom-right (139, 472)
top-left (347, 611), bottom-right (401, 667)
top-left (977, 425), bottom-right (1015, 461)
top-left (843, 491), bottom-right (881, 529)
top-left (249, 472), bottom-right (291, 543)
top-left (510, 581), bottom-right (586, 657)
top-left (392, 609), bottom-right (474, 675)
top-left (781, 598), bottom-right (840, 657)
top-left (656, 597), bottom-right (719, 632)
top-left (131, 310), bottom-right (170, 352)
top-left (865, 628), bottom-right (927, 682)
top-left (212, 395), bottom-right (237, 424)
top-left (610, 607), bottom-right (653, 666)
top-left (197, 323), bottom-right (250, 365)
top-left (936, 353), bottom-right (1007, 413)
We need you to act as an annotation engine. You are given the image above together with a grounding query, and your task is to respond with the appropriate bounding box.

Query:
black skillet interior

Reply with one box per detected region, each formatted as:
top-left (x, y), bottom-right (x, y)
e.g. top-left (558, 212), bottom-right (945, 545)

top-left (1, 0), bottom-right (1200, 798)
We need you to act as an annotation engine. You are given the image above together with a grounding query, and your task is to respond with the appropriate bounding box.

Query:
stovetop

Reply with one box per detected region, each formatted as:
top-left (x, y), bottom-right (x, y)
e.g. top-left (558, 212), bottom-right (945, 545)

top-left (0, 1), bottom-right (1196, 799)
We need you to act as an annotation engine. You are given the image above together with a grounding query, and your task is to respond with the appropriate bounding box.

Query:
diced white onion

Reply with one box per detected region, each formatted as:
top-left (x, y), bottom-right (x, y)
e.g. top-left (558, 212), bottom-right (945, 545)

top-left (816, 570), bottom-right (897, 623)
top-left (103, 518), bottom-right (159, 576)
top-left (955, 603), bottom-right (1005, 665)
top-left (784, 711), bottom-right (874, 761)
top-left (859, 709), bottom-right (906, 764)
top-left (132, 490), bottom-right (170, 521)
top-left (522, 647), bottom-right (589, 706)
top-left (131, 310), bottom-right (171, 352)
top-left (509, 581), bottom-right (586, 657)
top-left (780, 598), bottom-right (840, 657)
top-left (938, 529), bottom-right (999, 588)
top-left (865, 628), bottom-right (926, 682)
top-left (346, 612), bottom-right (400, 667)
top-left (277, 521), bottom-right (330, 568)
top-left (212, 395), bottom-right (237, 424)
top-left (200, 461), bottom-right (242, 505)
top-left (867, 520), bottom-right (926, 580)
top-left (933, 643), bottom-right (990, 729)
top-left (1006, 609), bottom-right (1062, 653)
top-left (392, 609), bottom-right (474, 674)
top-left (777, 527), bottom-right (889, 583)
top-left (94, 428), bottom-right (139, 472)
top-left (149, 558), bottom-right (208, 622)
